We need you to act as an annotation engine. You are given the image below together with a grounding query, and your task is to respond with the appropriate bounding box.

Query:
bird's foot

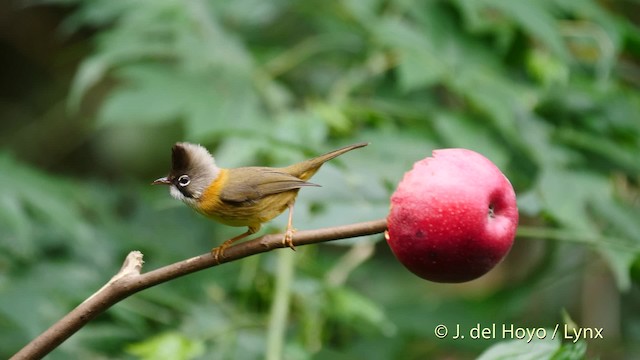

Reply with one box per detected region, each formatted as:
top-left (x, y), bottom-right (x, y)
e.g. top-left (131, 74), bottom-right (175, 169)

top-left (283, 228), bottom-right (296, 251)
top-left (211, 242), bottom-right (231, 264)
top-left (211, 230), bottom-right (253, 264)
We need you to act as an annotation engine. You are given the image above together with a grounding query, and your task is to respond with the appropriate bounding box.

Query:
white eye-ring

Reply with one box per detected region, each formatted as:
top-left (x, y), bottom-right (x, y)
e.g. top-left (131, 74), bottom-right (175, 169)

top-left (177, 174), bottom-right (191, 187)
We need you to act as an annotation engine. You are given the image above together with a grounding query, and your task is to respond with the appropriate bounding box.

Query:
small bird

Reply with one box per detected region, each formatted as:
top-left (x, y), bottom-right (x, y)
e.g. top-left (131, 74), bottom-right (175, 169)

top-left (153, 141), bottom-right (368, 261)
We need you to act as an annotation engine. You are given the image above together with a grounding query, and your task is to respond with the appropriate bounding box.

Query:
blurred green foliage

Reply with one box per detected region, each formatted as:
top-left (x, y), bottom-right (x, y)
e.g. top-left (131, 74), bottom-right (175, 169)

top-left (2, 0), bottom-right (640, 358)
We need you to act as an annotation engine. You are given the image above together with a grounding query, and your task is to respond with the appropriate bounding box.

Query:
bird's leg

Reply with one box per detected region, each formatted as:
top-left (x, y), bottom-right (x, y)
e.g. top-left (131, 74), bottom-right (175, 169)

top-left (211, 228), bottom-right (254, 263)
top-left (283, 202), bottom-right (296, 251)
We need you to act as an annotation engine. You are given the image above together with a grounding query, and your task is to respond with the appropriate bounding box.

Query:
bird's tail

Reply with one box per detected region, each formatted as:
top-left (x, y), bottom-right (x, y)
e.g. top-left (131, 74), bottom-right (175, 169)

top-left (285, 142), bottom-right (369, 180)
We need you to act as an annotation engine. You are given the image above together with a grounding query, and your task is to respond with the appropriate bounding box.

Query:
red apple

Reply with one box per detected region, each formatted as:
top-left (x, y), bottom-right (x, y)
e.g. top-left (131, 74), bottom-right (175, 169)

top-left (386, 149), bottom-right (518, 283)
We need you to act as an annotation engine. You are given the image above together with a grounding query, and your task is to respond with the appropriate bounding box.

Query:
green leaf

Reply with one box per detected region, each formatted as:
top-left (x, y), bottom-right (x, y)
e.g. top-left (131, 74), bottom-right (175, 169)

top-left (68, 56), bottom-right (109, 111)
top-left (536, 168), bottom-right (610, 232)
top-left (555, 127), bottom-right (640, 176)
top-left (326, 286), bottom-right (395, 335)
top-left (551, 340), bottom-right (587, 360)
top-left (590, 199), bottom-right (640, 290)
top-left (373, 17), bottom-right (446, 91)
top-left (182, 72), bottom-right (265, 140)
top-left (126, 332), bottom-right (205, 360)
top-left (477, 337), bottom-right (560, 360)
top-left (470, 0), bottom-right (569, 60)
top-left (310, 101), bottom-right (354, 135)
top-left (432, 111), bottom-right (510, 169)
top-left (527, 48), bottom-right (570, 87)
top-left (0, 153), bottom-right (93, 255)
top-left (343, 0), bottom-right (383, 25)
top-left (98, 66), bottom-right (186, 126)
top-left (451, 66), bottom-right (530, 141)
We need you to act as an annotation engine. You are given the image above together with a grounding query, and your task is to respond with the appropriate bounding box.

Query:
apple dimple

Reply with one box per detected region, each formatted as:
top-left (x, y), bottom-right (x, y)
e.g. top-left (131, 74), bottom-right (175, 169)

top-left (386, 148), bottom-right (519, 283)
top-left (488, 204), bottom-right (495, 218)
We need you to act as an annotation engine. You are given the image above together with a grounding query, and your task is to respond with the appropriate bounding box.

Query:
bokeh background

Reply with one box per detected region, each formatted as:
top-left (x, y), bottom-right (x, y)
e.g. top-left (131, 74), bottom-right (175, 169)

top-left (2, 0), bottom-right (640, 359)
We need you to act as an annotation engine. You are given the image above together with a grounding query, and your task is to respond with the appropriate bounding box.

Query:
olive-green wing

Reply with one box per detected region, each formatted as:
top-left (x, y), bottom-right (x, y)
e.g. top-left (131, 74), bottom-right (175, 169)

top-left (220, 167), bottom-right (318, 204)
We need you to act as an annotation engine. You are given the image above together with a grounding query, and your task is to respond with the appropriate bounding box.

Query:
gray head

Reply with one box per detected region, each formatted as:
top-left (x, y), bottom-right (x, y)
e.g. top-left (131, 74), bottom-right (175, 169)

top-left (152, 142), bottom-right (221, 206)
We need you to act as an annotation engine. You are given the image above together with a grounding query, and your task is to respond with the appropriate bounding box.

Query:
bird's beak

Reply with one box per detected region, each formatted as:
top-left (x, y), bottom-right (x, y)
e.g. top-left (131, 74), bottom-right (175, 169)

top-left (152, 177), bottom-right (171, 185)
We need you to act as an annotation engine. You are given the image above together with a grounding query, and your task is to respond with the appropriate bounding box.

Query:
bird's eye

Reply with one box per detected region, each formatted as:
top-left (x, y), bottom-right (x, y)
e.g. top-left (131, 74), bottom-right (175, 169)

top-left (177, 175), bottom-right (191, 187)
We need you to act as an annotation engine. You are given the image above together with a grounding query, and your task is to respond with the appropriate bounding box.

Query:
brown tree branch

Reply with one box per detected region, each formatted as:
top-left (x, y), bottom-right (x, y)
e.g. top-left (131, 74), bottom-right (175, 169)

top-left (11, 218), bottom-right (388, 360)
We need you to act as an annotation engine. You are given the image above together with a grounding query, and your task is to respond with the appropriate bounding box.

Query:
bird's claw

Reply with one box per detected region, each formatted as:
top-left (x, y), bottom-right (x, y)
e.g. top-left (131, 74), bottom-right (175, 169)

top-left (283, 228), bottom-right (296, 251)
top-left (211, 245), bottom-right (228, 264)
